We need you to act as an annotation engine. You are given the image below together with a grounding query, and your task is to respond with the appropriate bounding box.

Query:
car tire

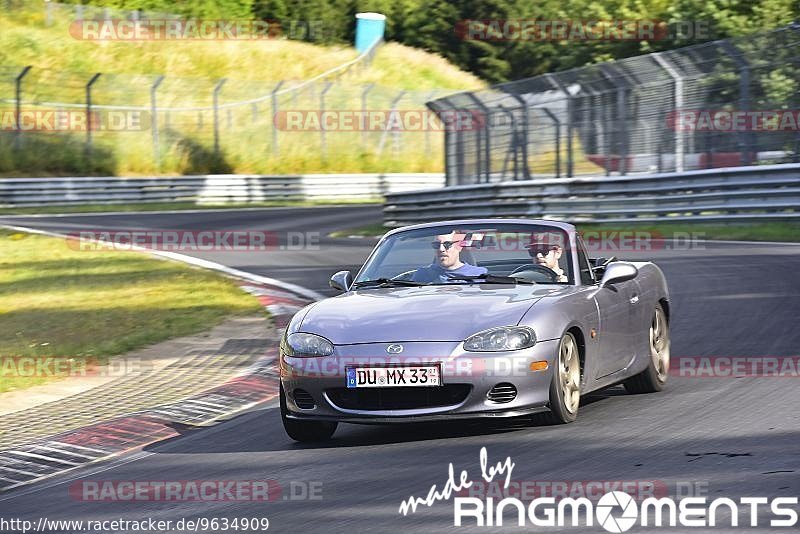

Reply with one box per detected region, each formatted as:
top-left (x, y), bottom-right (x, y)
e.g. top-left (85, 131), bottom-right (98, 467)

top-left (624, 303), bottom-right (670, 394)
top-left (546, 331), bottom-right (581, 424)
top-left (280, 384), bottom-right (338, 442)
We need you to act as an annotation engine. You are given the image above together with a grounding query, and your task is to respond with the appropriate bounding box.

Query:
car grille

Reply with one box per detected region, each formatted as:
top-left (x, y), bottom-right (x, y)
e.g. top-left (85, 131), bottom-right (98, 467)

top-left (326, 385), bottom-right (472, 411)
top-left (487, 383), bottom-right (517, 403)
top-left (292, 389), bottom-right (316, 409)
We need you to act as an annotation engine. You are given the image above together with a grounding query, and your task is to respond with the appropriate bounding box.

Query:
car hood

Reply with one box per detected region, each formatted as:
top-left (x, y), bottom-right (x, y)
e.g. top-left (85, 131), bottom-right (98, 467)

top-left (298, 285), bottom-right (565, 344)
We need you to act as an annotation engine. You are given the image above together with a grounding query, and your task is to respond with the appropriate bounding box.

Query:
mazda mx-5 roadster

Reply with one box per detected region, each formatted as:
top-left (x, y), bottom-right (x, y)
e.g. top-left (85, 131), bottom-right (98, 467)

top-left (279, 219), bottom-right (671, 442)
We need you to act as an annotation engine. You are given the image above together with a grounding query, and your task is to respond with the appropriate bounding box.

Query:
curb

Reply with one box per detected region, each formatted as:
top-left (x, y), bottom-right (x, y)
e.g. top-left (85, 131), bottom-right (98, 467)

top-left (0, 225), bottom-right (320, 493)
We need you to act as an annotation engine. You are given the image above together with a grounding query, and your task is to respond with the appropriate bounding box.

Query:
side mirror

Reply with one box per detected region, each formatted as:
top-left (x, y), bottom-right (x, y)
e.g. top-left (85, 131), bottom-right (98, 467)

top-left (599, 262), bottom-right (638, 289)
top-left (329, 270), bottom-right (353, 292)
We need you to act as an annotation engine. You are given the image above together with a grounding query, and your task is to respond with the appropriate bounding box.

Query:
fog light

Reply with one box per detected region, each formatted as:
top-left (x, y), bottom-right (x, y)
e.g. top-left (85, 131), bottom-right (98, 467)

top-left (530, 361), bottom-right (549, 372)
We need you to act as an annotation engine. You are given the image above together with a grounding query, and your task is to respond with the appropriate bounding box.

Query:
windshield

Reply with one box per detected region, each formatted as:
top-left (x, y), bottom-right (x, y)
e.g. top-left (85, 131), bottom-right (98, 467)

top-left (354, 224), bottom-right (574, 286)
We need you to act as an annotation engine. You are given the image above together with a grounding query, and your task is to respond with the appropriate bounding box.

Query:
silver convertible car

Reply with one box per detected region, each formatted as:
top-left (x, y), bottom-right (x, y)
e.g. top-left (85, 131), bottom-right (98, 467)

top-left (279, 219), bottom-right (670, 442)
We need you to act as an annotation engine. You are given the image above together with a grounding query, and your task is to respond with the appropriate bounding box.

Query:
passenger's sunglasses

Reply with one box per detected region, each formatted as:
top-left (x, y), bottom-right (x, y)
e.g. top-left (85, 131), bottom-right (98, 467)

top-left (431, 240), bottom-right (458, 250)
top-left (528, 246), bottom-right (559, 257)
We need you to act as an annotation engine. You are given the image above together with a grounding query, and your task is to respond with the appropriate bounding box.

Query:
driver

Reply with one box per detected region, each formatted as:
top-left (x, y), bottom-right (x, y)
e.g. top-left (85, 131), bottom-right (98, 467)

top-left (526, 239), bottom-right (568, 283)
top-left (412, 231), bottom-right (487, 283)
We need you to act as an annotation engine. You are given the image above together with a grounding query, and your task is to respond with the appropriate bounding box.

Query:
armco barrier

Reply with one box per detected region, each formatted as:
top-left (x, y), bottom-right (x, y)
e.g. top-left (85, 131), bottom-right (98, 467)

top-left (0, 173), bottom-right (444, 207)
top-left (383, 164), bottom-right (800, 226)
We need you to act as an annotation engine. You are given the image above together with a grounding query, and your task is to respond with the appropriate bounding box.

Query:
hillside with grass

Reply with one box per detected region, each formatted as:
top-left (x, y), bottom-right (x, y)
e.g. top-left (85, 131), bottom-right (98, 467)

top-left (0, 6), bottom-right (484, 176)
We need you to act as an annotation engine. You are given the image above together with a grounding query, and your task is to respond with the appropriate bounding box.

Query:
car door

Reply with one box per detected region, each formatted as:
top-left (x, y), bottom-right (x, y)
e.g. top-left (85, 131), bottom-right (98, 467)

top-left (576, 239), bottom-right (639, 377)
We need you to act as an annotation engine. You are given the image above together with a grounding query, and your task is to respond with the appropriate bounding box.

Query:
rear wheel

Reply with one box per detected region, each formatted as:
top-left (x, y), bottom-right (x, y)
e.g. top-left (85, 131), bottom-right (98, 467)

top-left (624, 303), bottom-right (670, 394)
top-left (546, 331), bottom-right (581, 424)
top-left (280, 384), bottom-right (337, 442)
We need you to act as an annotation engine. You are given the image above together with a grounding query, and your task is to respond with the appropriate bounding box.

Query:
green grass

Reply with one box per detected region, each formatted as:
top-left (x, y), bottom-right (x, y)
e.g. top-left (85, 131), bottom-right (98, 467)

top-left (0, 198), bottom-right (380, 215)
top-left (0, 6), bottom-right (484, 177)
top-left (0, 228), bottom-right (263, 393)
top-left (330, 221), bottom-right (800, 242)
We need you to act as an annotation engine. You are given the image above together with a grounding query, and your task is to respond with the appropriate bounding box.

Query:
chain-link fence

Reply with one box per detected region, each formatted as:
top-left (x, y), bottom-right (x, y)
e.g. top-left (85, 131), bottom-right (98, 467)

top-left (0, 1), bottom-right (453, 176)
top-left (430, 24), bottom-right (800, 186)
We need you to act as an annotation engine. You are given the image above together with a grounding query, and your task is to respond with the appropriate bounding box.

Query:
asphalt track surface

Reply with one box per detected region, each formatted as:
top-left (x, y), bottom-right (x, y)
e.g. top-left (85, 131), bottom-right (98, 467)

top-left (1, 206), bottom-right (800, 533)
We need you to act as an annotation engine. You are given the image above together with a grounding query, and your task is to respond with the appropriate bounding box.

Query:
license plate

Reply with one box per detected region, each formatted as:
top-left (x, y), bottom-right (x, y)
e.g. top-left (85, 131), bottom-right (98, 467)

top-left (346, 365), bottom-right (441, 388)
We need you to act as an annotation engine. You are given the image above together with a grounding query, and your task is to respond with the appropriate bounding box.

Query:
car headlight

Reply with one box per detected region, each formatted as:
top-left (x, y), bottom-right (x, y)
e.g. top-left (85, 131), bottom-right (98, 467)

top-left (463, 326), bottom-right (536, 352)
top-left (281, 332), bottom-right (334, 357)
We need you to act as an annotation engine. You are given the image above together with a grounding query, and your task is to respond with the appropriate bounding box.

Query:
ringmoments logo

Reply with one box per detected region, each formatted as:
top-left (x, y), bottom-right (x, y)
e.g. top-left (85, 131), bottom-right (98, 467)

top-left (398, 448), bottom-right (799, 530)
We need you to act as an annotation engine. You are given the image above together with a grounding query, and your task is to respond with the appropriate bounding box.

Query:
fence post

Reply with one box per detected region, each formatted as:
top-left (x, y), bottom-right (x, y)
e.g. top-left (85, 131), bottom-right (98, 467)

top-left (424, 90), bottom-right (438, 157)
top-left (150, 75), bottom-right (164, 170)
top-left (85, 73), bottom-right (101, 158)
top-left (508, 94), bottom-right (531, 180)
top-left (14, 66), bottom-right (32, 151)
top-left (720, 41), bottom-right (753, 166)
top-left (465, 94), bottom-right (491, 183)
top-left (320, 82), bottom-right (333, 161)
top-left (653, 52), bottom-right (685, 172)
top-left (599, 64), bottom-right (632, 176)
top-left (361, 83), bottom-right (375, 149)
top-left (271, 81), bottom-right (285, 156)
top-left (212, 78), bottom-right (226, 156)
top-left (541, 108), bottom-right (561, 178)
top-left (376, 90), bottom-right (405, 156)
top-left (45, 1), bottom-right (53, 26)
top-left (546, 74), bottom-right (574, 177)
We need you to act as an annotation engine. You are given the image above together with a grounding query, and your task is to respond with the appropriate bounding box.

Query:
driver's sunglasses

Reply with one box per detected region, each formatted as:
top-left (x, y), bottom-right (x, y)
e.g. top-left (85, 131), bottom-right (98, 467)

top-left (431, 240), bottom-right (458, 250)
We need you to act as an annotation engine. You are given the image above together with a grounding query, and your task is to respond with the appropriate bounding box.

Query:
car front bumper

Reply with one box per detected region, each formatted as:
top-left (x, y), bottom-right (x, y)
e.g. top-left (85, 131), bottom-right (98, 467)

top-left (280, 339), bottom-right (560, 422)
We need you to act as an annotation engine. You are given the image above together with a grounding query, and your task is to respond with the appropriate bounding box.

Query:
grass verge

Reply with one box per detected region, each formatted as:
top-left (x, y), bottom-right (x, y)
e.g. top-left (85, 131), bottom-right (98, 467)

top-left (0, 228), bottom-right (263, 393)
top-left (330, 221), bottom-right (800, 242)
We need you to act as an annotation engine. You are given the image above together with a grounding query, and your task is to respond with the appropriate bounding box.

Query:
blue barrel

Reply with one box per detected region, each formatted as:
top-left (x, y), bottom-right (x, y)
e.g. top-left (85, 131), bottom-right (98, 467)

top-left (355, 12), bottom-right (386, 53)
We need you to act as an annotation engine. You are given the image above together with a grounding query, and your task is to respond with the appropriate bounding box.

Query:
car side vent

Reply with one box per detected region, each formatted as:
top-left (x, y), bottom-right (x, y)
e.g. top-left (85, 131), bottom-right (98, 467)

top-left (487, 383), bottom-right (517, 403)
top-left (292, 389), bottom-right (315, 409)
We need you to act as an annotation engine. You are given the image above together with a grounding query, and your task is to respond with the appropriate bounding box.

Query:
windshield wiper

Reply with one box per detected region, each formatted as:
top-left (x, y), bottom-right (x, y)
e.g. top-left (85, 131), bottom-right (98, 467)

top-left (351, 278), bottom-right (426, 288)
top-left (443, 273), bottom-right (536, 285)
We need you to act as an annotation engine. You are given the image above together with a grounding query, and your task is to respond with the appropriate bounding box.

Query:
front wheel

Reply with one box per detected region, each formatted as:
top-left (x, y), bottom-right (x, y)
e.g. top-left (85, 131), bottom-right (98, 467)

top-left (280, 384), bottom-right (337, 442)
top-left (624, 303), bottom-right (670, 394)
top-left (546, 331), bottom-right (581, 424)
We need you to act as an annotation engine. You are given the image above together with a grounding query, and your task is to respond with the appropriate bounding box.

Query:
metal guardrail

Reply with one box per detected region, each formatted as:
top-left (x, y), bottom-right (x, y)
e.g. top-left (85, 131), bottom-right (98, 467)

top-left (0, 173), bottom-right (444, 207)
top-left (383, 164), bottom-right (800, 226)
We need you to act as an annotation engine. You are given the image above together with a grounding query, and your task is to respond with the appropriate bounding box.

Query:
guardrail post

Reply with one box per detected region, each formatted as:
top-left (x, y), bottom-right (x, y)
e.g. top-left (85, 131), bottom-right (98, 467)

top-left (212, 78), bottom-right (227, 157)
top-left (85, 72), bottom-right (101, 159)
top-left (271, 80), bottom-right (285, 157)
top-left (150, 75), bottom-right (164, 170)
top-left (546, 74), bottom-right (574, 177)
top-left (653, 53), bottom-right (685, 172)
top-left (320, 82), bottom-right (333, 162)
top-left (13, 66), bottom-right (32, 151)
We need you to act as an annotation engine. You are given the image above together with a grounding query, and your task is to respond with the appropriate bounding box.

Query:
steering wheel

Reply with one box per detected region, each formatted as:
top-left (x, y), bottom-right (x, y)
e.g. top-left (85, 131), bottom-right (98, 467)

top-left (510, 264), bottom-right (559, 283)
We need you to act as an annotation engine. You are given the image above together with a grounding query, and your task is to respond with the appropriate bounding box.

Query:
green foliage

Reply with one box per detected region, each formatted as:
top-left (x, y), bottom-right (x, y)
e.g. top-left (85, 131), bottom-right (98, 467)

top-left (56, 0), bottom-right (798, 81)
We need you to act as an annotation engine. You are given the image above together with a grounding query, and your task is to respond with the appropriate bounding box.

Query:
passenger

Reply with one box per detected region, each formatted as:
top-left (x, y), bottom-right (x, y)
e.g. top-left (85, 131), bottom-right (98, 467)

top-left (527, 240), bottom-right (568, 282)
top-left (412, 231), bottom-right (488, 283)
